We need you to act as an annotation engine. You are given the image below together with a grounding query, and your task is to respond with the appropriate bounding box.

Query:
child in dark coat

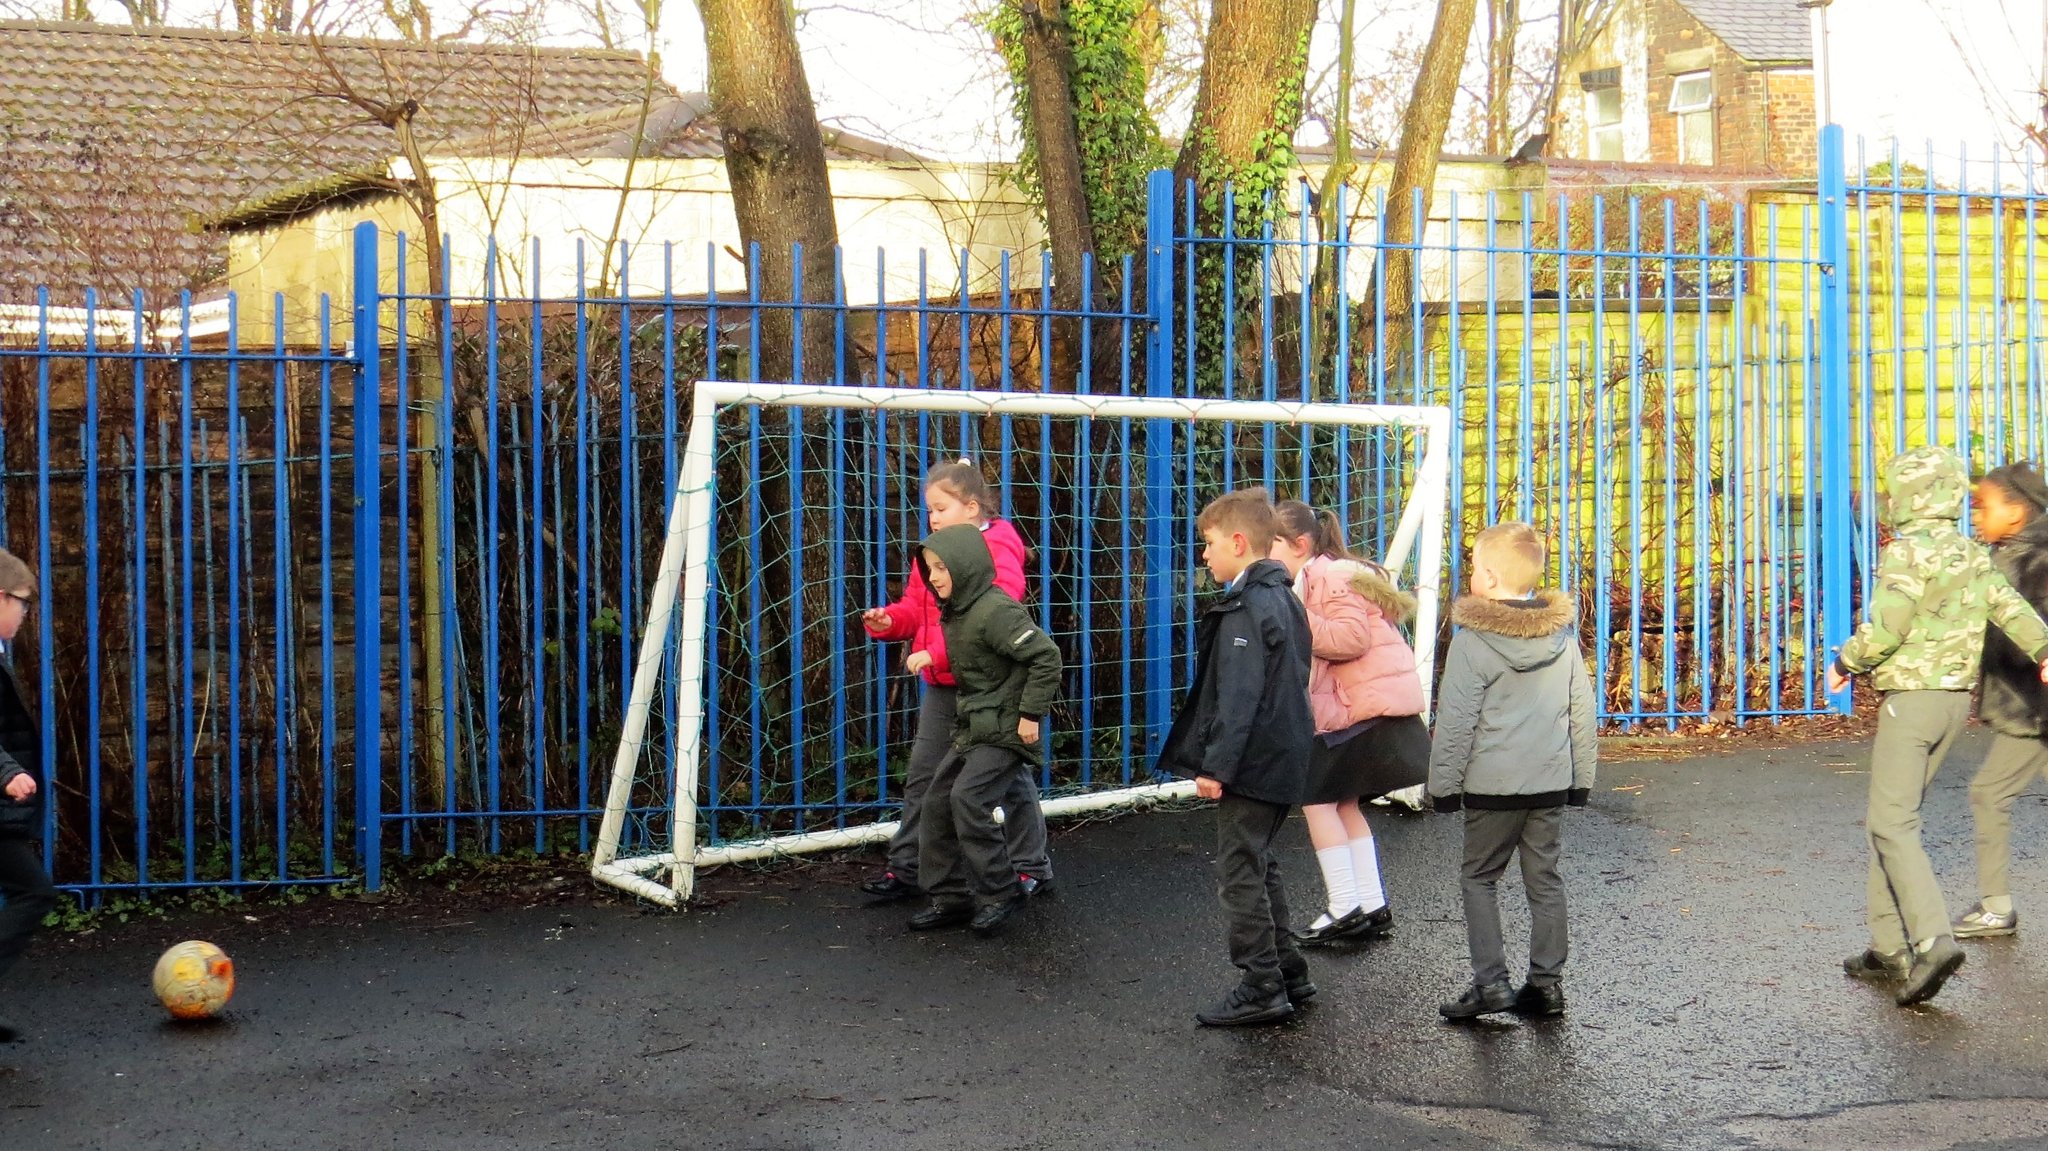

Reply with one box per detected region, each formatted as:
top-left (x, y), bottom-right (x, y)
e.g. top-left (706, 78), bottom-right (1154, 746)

top-left (1957, 461), bottom-right (2048, 940)
top-left (1158, 488), bottom-right (1316, 1027)
top-left (0, 546), bottom-right (56, 1044)
top-left (905, 523), bottom-right (1064, 938)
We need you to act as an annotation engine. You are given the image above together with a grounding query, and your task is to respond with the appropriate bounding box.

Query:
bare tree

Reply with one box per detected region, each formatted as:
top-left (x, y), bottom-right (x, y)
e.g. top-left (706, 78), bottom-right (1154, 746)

top-left (700, 0), bottom-right (842, 383)
top-left (1540, 0), bottom-right (1622, 138)
top-left (1483, 0), bottom-right (1517, 153)
top-left (1375, 0), bottom-right (1477, 367)
top-left (995, 0), bottom-right (1098, 324)
top-left (1306, 0), bottom-right (1358, 390)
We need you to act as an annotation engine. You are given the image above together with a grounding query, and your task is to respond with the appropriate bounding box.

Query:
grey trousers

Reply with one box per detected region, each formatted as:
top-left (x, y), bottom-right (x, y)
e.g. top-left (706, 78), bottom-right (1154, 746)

top-left (0, 836), bottom-right (57, 984)
top-left (919, 744), bottom-right (1032, 905)
top-left (1215, 794), bottom-right (1306, 989)
top-left (886, 684), bottom-right (1051, 885)
top-left (1461, 806), bottom-right (1568, 988)
top-left (1866, 690), bottom-right (1971, 952)
top-left (1969, 731), bottom-right (2048, 903)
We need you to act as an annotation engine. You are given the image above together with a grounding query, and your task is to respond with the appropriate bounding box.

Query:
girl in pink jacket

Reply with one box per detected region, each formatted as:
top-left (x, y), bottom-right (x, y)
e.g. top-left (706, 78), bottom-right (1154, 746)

top-left (857, 460), bottom-right (1052, 901)
top-left (1269, 500), bottom-right (1432, 945)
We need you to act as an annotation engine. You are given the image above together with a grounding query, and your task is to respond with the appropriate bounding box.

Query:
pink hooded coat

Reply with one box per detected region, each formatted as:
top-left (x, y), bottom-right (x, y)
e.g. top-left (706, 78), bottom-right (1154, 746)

top-left (1295, 554), bottom-right (1425, 734)
top-left (870, 518), bottom-right (1029, 687)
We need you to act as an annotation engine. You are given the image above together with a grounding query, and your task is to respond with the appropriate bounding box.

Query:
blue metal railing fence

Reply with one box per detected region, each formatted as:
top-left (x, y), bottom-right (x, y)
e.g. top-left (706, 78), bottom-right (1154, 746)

top-left (3, 127), bottom-right (2042, 895)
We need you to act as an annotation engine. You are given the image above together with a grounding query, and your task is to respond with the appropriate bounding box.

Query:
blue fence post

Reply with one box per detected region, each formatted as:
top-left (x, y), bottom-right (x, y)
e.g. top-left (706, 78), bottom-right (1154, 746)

top-left (352, 222), bottom-right (385, 888)
top-left (1817, 124), bottom-right (1854, 714)
top-left (1143, 169), bottom-right (1175, 757)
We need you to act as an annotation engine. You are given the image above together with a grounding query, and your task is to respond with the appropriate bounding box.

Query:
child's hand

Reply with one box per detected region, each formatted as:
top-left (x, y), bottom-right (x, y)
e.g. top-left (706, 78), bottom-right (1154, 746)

top-left (860, 608), bottom-right (892, 635)
top-left (3, 774), bottom-right (33, 802)
top-left (2038, 659), bottom-right (2048, 685)
top-left (1826, 652), bottom-right (1849, 695)
top-left (1194, 776), bottom-right (1223, 800)
top-left (905, 650), bottom-right (934, 674)
top-left (1018, 718), bottom-right (1040, 745)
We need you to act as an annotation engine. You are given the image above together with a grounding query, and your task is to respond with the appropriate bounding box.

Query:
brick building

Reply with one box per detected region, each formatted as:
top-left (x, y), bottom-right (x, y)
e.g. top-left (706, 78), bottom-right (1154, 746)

top-left (1553, 0), bottom-right (1816, 174)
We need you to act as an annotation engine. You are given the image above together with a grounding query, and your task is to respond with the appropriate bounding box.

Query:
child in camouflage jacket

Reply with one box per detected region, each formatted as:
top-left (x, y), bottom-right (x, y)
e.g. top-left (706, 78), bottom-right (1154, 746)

top-left (1829, 446), bottom-right (2048, 1007)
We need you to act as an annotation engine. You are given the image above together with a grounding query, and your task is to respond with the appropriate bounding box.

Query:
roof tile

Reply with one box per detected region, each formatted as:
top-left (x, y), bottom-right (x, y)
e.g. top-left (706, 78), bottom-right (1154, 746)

top-left (1673, 0), bottom-right (1813, 64)
top-left (0, 20), bottom-right (662, 299)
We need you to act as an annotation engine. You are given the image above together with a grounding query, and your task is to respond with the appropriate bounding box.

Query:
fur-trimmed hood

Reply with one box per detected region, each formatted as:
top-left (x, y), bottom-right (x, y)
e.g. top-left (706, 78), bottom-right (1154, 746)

top-left (1331, 559), bottom-right (1417, 624)
top-left (1450, 591), bottom-right (1577, 672)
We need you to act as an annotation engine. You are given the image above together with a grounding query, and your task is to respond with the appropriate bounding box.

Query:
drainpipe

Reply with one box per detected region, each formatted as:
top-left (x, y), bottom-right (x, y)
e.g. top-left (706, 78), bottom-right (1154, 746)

top-left (1801, 0), bottom-right (1833, 129)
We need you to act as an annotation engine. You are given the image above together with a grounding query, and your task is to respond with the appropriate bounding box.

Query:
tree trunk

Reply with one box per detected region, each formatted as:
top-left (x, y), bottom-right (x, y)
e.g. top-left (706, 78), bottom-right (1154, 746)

top-left (1377, 0), bottom-right (1479, 380)
top-left (700, 0), bottom-right (843, 385)
top-left (1485, 0), bottom-right (1519, 154)
top-left (1308, 0), bottom-right (1358, 398)
top-left (1171, 0), bottom-right (1316, 213)
top-left (699, 0), bottom-right (841, 748)
top-left (1000, 0), bottom-right (1099, 392)
top-left (394, 103), bottom-right (455, 816)
top-left (1171, 0), bottom-right (1314, 396)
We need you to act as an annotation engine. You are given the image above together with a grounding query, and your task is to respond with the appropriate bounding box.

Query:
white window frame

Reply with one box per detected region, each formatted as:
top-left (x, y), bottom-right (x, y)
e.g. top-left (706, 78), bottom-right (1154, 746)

top-left (1669, 70), bottom-right (1714, 165)
top-left (1586, 85), bottom-right (1624, 162)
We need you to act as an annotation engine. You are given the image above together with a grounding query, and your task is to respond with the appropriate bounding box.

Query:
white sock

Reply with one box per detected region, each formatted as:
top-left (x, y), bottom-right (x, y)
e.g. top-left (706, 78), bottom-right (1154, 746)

top-left (1315, 845), bottom-right (1357, 920)
top-left (1349, 833), bottom-right (1387, 913)
top-left (1984, 895), bottom-right (2015, 916)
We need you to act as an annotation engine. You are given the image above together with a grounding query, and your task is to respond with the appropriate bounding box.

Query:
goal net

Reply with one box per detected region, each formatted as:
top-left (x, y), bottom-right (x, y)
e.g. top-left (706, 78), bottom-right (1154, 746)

top-left (591, 383), bottom-right (1452, 906)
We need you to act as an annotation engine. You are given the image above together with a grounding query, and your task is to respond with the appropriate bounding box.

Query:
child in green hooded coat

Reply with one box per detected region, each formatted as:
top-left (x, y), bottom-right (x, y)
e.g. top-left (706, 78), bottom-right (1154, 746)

top-left (905, 522), bottom-right (1064, 938)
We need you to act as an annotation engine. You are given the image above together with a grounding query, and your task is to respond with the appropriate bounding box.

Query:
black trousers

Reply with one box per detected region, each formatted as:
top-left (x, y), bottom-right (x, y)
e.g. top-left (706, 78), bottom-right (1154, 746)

top-left (1215, 794), bottom-right (1304, 988)
top-left (919, 745), bottom-right (1031, 905)
top-left (0, 835), bottom-right (57, 984)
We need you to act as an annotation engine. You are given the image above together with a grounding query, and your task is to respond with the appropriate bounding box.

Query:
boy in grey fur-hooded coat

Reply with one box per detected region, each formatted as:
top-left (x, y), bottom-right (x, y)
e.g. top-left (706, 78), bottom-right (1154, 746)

top-left (1428, 593), bottom-right (1599, 811)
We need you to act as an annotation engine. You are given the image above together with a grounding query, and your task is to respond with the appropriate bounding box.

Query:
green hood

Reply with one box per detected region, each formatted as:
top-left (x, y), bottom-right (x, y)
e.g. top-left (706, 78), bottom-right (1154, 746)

top-left (1881, 446), bottom-right (1969, 531)
top-left (918, 523), bottom-right (996, 617)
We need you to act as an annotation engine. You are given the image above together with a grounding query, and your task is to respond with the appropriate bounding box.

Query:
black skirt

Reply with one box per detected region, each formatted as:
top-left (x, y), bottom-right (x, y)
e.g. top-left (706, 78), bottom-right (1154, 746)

top-left (1302, 714), bottom-right (1431, 806)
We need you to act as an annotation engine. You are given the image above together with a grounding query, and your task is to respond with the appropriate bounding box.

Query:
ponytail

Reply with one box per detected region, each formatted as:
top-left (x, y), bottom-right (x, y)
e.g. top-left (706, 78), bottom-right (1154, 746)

top-left (924, 457), bottom-right (996, 517)
top-left (1273, 499), bottom-right (1356, 560)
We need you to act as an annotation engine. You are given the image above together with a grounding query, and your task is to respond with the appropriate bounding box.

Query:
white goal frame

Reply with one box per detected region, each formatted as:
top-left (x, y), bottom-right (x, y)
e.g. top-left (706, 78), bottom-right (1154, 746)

top-left (591, 382), bottom-right (1453, 906)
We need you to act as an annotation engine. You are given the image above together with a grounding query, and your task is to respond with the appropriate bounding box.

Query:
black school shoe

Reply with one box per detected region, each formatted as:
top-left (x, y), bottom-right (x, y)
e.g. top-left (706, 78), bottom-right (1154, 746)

top-left (907, 901), bottom-right (974, 931)
top-left (860, 871), bottom-right (920, 902)
top-left (1438, 980), bottom-right (1514, 1021)
top-left (0, 1015), bottom-right (17, 1043)
top-left (1196, 981), bottom-right (1294, 1027)
top-left (1296, 906), bottom-right (1367, 946)
top-left (1282, 965), bottom-right (1318, 1006)
top-left (1298, 905), bottom-right (1395, 947)
top-left (1896, 936), bottom-right (1966, 1007)
top-left (1511, 981), bottom-right (1566, 1018)
top-left (970, 893), bottom-right (1028, 937)
top-left (1843, 947), bottom-right (1910, 982)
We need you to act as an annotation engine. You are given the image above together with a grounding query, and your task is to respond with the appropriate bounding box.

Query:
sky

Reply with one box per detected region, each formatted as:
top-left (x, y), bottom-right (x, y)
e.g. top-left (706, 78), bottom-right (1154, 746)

top-left (70, 0), bottom-right (2048, 173)
top-left (1826, 0), bottom-right (2045, 177)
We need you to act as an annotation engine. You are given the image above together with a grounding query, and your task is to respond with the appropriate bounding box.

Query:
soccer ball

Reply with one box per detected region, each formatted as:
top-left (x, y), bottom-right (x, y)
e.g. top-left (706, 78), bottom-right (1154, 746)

top-left (152, 940), bottom-right (235, 1020)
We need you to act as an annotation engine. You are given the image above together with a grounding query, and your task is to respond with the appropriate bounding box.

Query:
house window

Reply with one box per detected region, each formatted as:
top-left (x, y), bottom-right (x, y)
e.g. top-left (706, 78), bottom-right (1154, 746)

top-left (1669, 70), bottom-right (1714, 165)
top-left (1585, 85), bottom-right (1623, 161)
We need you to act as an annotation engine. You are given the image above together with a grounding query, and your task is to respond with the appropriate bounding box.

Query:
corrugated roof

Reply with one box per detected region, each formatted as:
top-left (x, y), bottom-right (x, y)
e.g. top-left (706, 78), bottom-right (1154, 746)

top-left (1673, 0), bottom-right (1813, 64)
top-left (0, 20), bottom-right (663, 299)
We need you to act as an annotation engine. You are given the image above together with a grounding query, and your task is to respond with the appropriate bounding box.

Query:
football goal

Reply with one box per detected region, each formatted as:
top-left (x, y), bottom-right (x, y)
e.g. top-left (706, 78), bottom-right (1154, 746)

top-left (591, 382), bottom-right (1452, 906)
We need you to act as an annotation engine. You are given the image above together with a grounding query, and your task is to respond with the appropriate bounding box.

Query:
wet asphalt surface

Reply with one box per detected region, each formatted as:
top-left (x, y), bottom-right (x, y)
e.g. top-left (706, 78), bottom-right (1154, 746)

top-left (8, 731), bottom-right (2048, 1150)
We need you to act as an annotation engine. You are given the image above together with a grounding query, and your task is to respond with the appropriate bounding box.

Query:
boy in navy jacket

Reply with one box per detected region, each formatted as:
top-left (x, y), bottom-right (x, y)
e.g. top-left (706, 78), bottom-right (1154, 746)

top-left (1158, 488), bottom-right (1316, 1026)
top-left (0, 547), bottom-right (56, 1044)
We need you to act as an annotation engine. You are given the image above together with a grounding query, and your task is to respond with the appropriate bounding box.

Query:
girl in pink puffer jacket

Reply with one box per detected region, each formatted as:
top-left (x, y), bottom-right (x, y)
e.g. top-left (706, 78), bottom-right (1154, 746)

top-left (1269, 500), bottom-right (1432, 945)
top-left (856, 460), bottom-right (1053, 902)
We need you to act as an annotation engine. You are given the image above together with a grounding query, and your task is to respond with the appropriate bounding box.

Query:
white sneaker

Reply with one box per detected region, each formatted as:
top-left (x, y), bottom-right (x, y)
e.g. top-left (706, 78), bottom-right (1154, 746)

top-left (1953, 902), bottom-right (2018, 939)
